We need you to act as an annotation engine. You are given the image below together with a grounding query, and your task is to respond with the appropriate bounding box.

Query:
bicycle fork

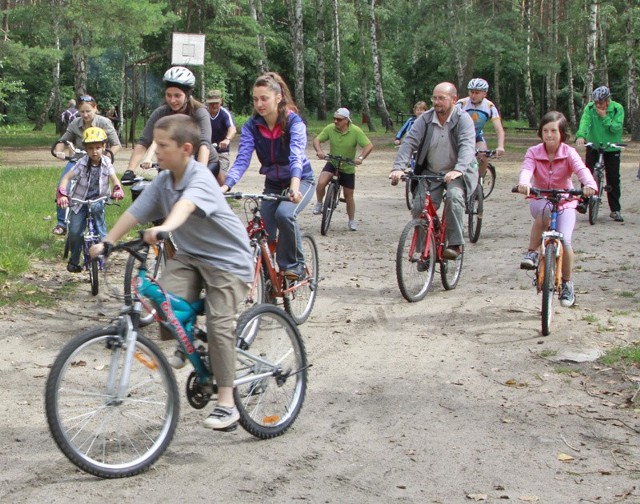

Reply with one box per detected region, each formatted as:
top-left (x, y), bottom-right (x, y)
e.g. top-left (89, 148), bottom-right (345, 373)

top-left (536, 233), bottom-right (563, 293)
top-left (105, 310), bottom-right (140, 403)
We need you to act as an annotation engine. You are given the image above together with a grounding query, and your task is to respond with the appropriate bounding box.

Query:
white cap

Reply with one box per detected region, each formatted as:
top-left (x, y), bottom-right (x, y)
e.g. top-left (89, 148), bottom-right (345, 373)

top-left (334, 107), bottom-right (351, 122)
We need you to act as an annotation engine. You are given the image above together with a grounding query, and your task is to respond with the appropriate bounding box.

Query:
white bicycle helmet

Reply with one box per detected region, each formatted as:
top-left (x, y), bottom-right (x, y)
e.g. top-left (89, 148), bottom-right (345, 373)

top-left (163, 66), bottom-right (196, 91)
top-left (592, 86), bottom-right (610, 101)
top-left (468, 78), bottom-right (489, 92)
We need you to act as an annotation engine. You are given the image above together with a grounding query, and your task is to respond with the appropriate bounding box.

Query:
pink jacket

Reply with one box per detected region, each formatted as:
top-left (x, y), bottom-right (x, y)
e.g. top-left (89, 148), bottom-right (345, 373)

top-left (518, 142), bottom-right (597, 208)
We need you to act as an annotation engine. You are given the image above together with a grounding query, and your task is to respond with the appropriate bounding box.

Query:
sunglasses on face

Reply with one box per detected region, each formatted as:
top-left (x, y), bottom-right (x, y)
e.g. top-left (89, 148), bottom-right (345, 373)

top-left (79, 95), bottom-right (95, 103)
top-left (334, 117), bottom-right (345, 122)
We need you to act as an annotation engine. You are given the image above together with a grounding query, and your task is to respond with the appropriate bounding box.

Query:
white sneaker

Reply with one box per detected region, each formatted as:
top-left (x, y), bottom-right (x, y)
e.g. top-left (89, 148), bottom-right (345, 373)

top-left (311, 202), bottom-right (322, 215)
top-left (203, 405), bottom-right (240, 430)
top-left (348, 220), bottom-right (358, 231)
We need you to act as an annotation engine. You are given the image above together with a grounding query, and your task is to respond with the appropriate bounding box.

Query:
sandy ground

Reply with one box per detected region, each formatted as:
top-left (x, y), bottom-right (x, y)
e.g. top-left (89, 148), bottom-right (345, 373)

top-left (1, 139), bottom-right (640, 503)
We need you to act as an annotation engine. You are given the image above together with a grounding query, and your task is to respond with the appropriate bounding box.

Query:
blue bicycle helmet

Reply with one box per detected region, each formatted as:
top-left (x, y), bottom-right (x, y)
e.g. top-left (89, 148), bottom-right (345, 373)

top-left (592, 86), bottom-right (610, 101)
top-left (468, 78), bottom-right (489, 92)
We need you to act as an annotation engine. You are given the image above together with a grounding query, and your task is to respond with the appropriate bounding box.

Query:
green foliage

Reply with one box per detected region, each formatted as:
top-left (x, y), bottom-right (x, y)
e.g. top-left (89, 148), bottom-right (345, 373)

top-left (600, 343), bottom-right (640, 367)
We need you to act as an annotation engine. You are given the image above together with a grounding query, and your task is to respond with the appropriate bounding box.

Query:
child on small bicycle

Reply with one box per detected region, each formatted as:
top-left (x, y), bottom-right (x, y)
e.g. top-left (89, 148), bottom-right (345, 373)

top-left (91, 114), bottom-right (254, 431)
top-left (516, 111), bottom-right (596, 307)
top-left (57, 127), bottom-right (124, 273)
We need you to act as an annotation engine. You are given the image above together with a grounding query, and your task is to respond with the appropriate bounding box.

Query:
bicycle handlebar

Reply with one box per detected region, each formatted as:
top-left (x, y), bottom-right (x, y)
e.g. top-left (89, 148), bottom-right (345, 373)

top-left (583, 142), bottom-right (626, 150)
top-left (323, 154), bottom-right (355, 165)
top-left (224, 192), bottom-right (291, 202)
top-left (476, 149), bottom-right (497, 158)
top-left (69, 196), bottom-right (110, 206)
top-left (401, 172), bottom-right (446, 182)
top-left (511, 186), bottom-right (584, 197)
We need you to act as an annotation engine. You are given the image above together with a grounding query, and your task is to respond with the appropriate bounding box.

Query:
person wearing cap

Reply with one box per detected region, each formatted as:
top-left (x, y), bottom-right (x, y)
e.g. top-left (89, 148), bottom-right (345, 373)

top-left (389, 82), bottom-right (476, 260)
top-left (126, 66), bottom-right (219, 179)
top-left (312, 107), bottom-right (373, 231)
top-left (206, 89), bottom-right (237, 185)
top-left (575, 86), bottom-right (625, 222)
top-left (456, 78), bottom-right (505, 178)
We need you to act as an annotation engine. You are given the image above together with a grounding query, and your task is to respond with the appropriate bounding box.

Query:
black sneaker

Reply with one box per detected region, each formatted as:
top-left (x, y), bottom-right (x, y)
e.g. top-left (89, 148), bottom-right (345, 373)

top-left (67, 262), bottom-right (82, 273)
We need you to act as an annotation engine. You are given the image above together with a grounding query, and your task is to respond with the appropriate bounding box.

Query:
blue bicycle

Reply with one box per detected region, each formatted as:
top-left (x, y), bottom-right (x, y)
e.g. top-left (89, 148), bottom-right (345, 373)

top-left (45, 233), bottom-right (309, 478)
top-left (63, 196), bottom-right (109, 295)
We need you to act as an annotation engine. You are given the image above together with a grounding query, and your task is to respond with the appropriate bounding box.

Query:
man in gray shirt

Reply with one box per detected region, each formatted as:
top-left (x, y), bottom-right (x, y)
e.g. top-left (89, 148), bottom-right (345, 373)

top-left (390, 82), bottom-right (476, 259)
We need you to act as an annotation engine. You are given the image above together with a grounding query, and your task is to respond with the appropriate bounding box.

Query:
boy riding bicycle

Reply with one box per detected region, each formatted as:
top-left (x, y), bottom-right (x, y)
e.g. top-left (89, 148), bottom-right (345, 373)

top-left (90, 115), bottom-right (254, 431)
top-left (57, 127), bottom-right (124, 273)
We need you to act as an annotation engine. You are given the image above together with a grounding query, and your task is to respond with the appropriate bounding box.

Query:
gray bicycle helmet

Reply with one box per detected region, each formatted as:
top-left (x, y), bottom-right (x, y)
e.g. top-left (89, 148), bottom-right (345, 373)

top-left (163, 66), bottom-right (196, 91)
top-left (592, 86), bottom-right (610, 101)
top-left (468, 78), bottom-right (489, 92)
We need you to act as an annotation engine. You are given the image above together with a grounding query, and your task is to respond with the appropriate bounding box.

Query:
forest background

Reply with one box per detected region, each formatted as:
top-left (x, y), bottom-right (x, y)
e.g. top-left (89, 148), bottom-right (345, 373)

top-left (1, 0), bottom-right (639, 141)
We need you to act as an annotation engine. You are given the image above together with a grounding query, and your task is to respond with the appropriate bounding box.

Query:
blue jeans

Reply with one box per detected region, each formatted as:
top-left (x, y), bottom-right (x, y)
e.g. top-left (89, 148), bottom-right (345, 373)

top-left (261, 178), bottom-right (315, 271)
top-left (56, 161), bottom-right (75, 228)
top-left (68, 200), bottom-right (106, 267)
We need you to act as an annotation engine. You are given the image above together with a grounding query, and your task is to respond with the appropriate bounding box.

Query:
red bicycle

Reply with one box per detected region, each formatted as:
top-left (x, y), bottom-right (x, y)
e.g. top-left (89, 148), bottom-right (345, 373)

top-left (225, 192), bottom-right (319, 324)
top-left (395, 173), bottom-right (464, 302)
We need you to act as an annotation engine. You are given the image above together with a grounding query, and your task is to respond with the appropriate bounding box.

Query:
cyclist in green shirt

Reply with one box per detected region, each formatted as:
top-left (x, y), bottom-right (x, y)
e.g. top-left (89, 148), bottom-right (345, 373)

top-left (575, 86), bottom-right (625, 222)
top-left (312, 108), bottom-right (373, 231)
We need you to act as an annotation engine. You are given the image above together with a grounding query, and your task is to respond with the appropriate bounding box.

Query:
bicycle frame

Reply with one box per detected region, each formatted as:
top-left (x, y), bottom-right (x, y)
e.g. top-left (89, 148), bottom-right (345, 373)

top-left (410, 175), bottom-right (447, 262)
top-left (68, 196), bottom-right (108, 271)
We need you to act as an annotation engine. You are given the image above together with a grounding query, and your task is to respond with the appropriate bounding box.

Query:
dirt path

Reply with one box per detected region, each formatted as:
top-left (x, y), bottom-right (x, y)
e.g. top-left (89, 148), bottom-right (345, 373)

top-left (1, 141), bottom-right (640, 503)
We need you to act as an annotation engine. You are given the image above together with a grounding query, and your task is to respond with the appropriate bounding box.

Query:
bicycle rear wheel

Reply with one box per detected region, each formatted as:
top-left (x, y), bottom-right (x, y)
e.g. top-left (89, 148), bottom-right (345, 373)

top-left (588, 171), bottom-right (603, 225)
top-left (467, 185), bottom-right (484, 243)
top-left (124, 243), bottom-right (166, 326)
top-left (63, 235), bottom-right (70, 260)
top-left (396, 219), bottom-right (436, 302)
top-left (283, 234), bottom-right (319, 324)
top-left (482, 163), bottom-right (496, 200)
top-left (321, 182), bottom-right (338, 236)
top-left (541, 243), bottom-right (557, 336)
top-left (45, 326), bottom-right (179, 478)
top-left (234, 304), bottom-right (307, 439)
top-left (440, 241), bottom-right (463, 290)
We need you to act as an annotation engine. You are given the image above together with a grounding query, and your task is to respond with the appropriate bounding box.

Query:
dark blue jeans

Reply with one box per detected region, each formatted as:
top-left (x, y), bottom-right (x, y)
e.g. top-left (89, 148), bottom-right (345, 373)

top-left (67, 200), bottom-right (106, 267)
top-left (260, 178), bottom-right (315, 271)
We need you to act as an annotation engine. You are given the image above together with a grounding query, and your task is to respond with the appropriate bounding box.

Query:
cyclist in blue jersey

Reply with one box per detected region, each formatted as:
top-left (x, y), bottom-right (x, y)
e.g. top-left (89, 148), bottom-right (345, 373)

top-left (394, 101), bottom-right (428, 145)
top-left (456, 78), bottom-right (505, 177)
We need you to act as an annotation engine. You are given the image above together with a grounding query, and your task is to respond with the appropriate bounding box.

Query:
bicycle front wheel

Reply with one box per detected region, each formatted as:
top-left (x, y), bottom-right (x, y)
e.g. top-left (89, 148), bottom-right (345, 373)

top-left (396, 219), bottom-right (436, 302)
top-left (234, 304), bottom-right (307, 439)
top-left (45, 326), bottom-right (179, 478)
top-left (440, 241), bottom-right (464, 290)
top-left (89, 258), bottom-right (99, 296)
top-left (124, 243), bottom-right (166, 326)
top-left (405, 177), bottom-right (414, 210)
top-left (321, 182), bottom-right (338, 236)
top-left (541, 243), bottom-right (557, 336)
top-left (482, 163), bottom-right (496, 200)
top-left (283, 234), bottom-right (319, 324)
top-left (588, 171), bottom-right (603, 225)
top-left (467, 185), bottom-right (484, 243)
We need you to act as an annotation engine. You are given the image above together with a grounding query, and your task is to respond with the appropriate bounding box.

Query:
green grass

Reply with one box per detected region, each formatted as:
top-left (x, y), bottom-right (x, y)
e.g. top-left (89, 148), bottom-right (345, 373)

top-left (600, 344), bottom-right (640, 367)
top-left (0, 165), bottom-right (127, 304)
top-left (0, 123), bottom-right (59, 148)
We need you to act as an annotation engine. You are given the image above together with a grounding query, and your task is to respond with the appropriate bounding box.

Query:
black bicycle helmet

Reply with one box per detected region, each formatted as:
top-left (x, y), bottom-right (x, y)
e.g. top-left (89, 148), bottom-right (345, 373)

top-left (163, 66), bottom-right (196, 92)
top-left (592, 86), bottom-right (610, 101)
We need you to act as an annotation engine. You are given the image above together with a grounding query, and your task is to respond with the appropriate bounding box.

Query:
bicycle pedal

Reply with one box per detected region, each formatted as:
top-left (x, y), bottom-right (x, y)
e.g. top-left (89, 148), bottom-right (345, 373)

top-left (219, 422), bottom-right (238, 432)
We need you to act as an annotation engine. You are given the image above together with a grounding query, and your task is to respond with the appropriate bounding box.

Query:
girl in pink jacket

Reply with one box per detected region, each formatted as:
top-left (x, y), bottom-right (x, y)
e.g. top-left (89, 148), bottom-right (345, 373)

top-left (516, 111), bottom-right (597, 308)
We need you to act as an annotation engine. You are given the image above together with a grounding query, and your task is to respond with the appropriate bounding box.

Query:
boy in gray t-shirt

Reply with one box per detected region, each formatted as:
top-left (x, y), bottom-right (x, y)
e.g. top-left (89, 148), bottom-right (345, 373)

top-left (91, 115), bottom-right (252, 431)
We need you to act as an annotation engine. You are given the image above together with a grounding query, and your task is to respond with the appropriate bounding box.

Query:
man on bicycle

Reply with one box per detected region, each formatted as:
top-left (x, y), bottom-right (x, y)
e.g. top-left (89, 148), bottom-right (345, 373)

top-left (389, 82), bottom-right (476, 260)
top-left (312, 107), bottom-right (373, 231)
top-left (456, 78), bottom-right (505, 177)
top-left (575, 86), bottom-right (625, 222)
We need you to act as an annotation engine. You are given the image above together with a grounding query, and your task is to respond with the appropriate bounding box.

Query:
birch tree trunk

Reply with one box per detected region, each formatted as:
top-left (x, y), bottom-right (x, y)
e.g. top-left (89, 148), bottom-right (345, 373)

top-left (331, 0), bottom-right (341, 107)
top-left (523, 0), bottom-right (538, 127)
top-left (35, 36), bottom-right (61, 131)
top-left (315, 0), bottom-right (327, 120)
top-left (598, 18), bottom-right (608, 87)
top-left (72, 33), bottom-right (87, 97)
top-left (626, 7), bottom-right (640, 141)
top-left (355, 0), bottom-right (374, 131)
top-left (287, 0), bottom-right (305, 113)
top-left (585, 1), bottom-right (598, 98)
top-left (565, 35), bottom-right (577, 130)
top-left (250, 0), bottom-right (268, 73)
top-left (367, 0), bottom-right (391, 131)
top-left (545, 0), bottom-right (558, 111)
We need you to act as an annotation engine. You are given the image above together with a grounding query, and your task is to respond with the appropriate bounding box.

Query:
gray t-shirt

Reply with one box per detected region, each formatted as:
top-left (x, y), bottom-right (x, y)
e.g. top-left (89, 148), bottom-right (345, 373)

top-left (426, 111), bottom-right (458, 173)
top-left (128, 158), bottom-right (253, 283)
top-left (138, 105), bottom-right (218, 169)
